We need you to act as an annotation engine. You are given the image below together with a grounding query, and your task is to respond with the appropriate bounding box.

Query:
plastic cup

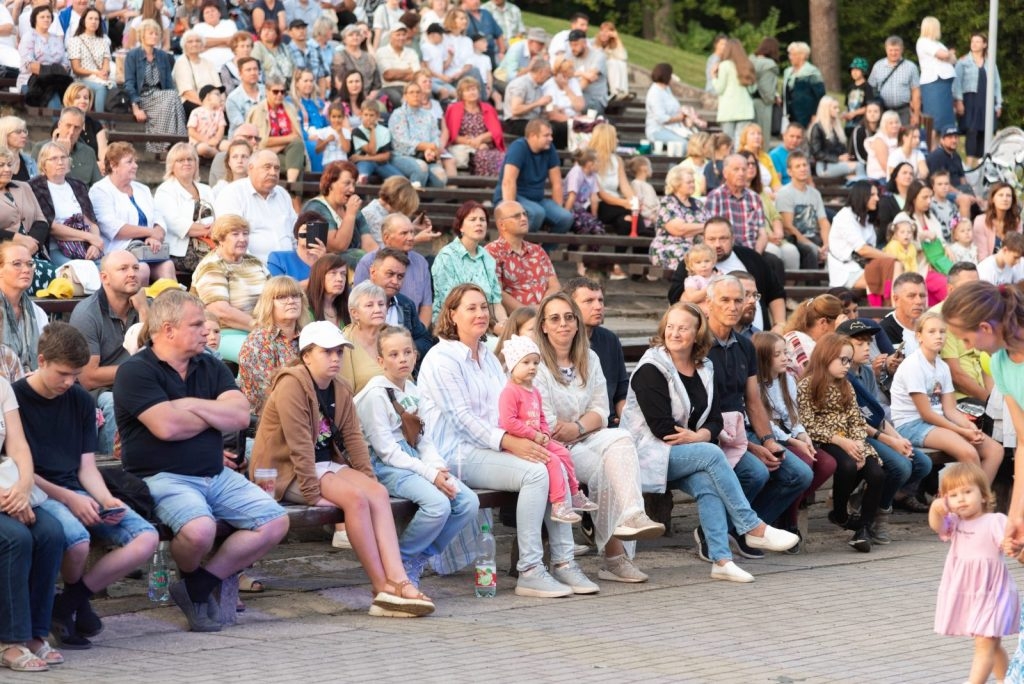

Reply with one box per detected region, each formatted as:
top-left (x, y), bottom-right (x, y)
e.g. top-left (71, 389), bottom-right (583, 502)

top-left (254, 468), bottom-right (277, 495)
top-left (654, 141), bottom-right (666, 154)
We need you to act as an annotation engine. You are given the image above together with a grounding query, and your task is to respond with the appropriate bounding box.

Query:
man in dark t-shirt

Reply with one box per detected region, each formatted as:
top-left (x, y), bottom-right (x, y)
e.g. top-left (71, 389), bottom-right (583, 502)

top-left (494, 118), bottom-right (574, 234)
top-left (566, 277), bottom-right (627, 426)
top-left (18, 323), bottom-right (157, 650)
top-left (114, 290), bottom-right (288, 633)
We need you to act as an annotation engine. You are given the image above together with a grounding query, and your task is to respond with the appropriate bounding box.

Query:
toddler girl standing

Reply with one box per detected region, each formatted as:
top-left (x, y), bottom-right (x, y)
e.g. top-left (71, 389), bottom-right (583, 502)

top-left (499, 335), bottom-right (597, 523)
top-left (931, 462), bottom-right (1019, 684)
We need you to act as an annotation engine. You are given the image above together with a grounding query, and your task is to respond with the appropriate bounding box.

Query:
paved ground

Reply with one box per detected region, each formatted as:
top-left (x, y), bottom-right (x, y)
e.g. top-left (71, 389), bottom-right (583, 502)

top-left (15, 499), bottom-right (1024, 684)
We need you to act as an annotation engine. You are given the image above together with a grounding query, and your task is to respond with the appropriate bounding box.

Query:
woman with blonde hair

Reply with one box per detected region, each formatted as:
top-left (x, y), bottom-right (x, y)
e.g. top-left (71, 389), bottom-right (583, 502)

top-left (712, 38), bottom-right (755, 140)
top-left (124, 19), bottom-right (186, 153)
top-left (738, 124), bottom-right (780, 192)
top-left (153, 142), bottom-right (215, 275)
top-left (671, 131), bottom-right (711, 197)
top-left (62, 83), bottom-right (108, 165)
top-left (782, 41), bottom-right (825, 128)
top-left (866, 109), bottom-right (902, 181)
top-left (917, 16), bottom-right (957, 137)
top-left (650, 165), bottom-right (707, 272)
top-left (0, 116), bottom-right (35, 181)
top-left (808, 96), bottom-right (856, 179)
top-left (590, 123), bottom-right (643, 280)
top-left (783, 294), bottom-right (842, 378)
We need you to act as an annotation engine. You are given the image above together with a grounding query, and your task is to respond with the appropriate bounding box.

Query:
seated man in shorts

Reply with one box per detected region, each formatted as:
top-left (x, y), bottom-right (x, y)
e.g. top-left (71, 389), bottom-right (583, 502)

top-left (113, 290), bottom-right (289, 632)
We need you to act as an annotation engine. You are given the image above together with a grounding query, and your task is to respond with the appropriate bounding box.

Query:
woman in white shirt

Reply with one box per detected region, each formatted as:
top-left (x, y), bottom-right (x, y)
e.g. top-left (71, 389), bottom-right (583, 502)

top-left (827, 181), bottom-right (897, 306)
top-left (541, 59), bottom-right (584, 119)
top-left (865, 110), bottom-right (901, 181)
top-left (916, 16), bottom-right (958, 137)
top-left (887, 125), bottom-right (928, 180)
top-left (153, 142), bottom-right (215, 275)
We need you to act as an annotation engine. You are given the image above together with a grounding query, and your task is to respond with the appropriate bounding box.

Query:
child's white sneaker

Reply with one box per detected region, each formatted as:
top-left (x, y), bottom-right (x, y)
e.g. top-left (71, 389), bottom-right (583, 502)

top-left (550, 501), bottom-right (582, 524)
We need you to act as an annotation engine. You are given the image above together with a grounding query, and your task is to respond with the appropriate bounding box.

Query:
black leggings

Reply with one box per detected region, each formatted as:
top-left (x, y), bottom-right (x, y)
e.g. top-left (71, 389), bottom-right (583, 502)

top-left (598, 202), bottom-right (646, 253)
top-left (819, 442), bottom-right (885, 526)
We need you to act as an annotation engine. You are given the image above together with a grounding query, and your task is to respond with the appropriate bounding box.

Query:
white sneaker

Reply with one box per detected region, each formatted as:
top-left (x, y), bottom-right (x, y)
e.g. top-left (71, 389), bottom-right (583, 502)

top-left (550, 561), bottom-right (600, 594)
top-left (710, 561), bottom-right (754, 583)
top-left (332, 530), bottom-right (352, 549)
top-left (598, 554), bottom-right (649, 583)
top-left (744, 525), bottom-right (799, 552)
top-left (514, 566), bottom-right (573, 598)
top-left (613, 513), bottom-right (665, 541)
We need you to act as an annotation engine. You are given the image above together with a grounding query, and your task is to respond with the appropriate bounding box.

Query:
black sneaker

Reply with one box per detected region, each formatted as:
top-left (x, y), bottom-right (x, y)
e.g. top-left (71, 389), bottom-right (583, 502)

top-left (580, 512), bottom-right (595, 547)
top-left (50, 617), bottom-right (92, 650)
top-left (783, 528), bottom-right (802, 555)
top-left (848, 527), bottom-right (871, 553)
top-left (75, 600), bottom-right (104, 638)
top-left (693, 527), bottom-right (711, 563)
top-left (828, 510), bottom-right (862, 531)
top-left (728, 532), bottom-right (765, 559)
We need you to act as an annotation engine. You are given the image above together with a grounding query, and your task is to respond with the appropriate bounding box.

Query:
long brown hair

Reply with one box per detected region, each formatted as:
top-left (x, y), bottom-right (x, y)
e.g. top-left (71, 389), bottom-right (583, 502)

top-left (803, 333), bottom-right (854, 408)
top-left (942, 280), bottom-right (1024, 353)
top-left (306, 253), bottom-right (350, 325)
top-left (723, 38), bottom-right (755, 86)
top-left (984, 181), bottom-right (1022, 233)
top-left (754, 331), bottom-right (798, 427)
top-left (536, 292), bottom-right (590, 386)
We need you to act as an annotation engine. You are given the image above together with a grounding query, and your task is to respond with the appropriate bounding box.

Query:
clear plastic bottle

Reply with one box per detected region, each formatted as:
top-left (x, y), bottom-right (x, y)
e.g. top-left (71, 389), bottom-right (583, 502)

top-left (474, 524), bottom-right (497, 598)
top-left (147, 541), bottom-right (171, 603)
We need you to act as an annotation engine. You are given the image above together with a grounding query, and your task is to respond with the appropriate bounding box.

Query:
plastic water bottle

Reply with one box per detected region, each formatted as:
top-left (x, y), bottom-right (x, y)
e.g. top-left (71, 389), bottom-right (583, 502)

top-left (474, 524), bottom-right (497, 598)
top-left (148, 542), bottom-right (171, 604)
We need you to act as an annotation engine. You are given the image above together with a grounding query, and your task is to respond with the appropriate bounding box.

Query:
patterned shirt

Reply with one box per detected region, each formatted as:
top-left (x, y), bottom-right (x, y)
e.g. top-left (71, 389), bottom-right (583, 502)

top-left (191, 252), bottom-right (270, 326)
top-left (239, 326), bottom-right (299, 415)
top-left (484, 236), bottom-right (554, 306)
top-left (797, 379), bottom-right (877, 459)
top-left (703, 185), bottom-right (765, 250)
top-left (431, 238), bottom-right (502, 320)
top-left (387, 103), bottom-right (440, 157)
top-left (867, 58), bottom-right (920, 110)
top-left (482, 0), bottom-right (524, 40)
top-left (650, 194), bottom-right (708, 271)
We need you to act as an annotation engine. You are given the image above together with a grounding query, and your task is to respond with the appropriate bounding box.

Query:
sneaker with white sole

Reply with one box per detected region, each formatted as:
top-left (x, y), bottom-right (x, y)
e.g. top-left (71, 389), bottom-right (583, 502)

top-left (613, 513), bottom-right (665, 540)
top-left (571, 490), bottom-right (599, 512)
top-left (550, 501), bottom-right (582, 524)
top-left (514, 565), bottom-right (573, 598)
top-left (744, 525), bottom-right (799, 553)
top-left (550, 561), bottom-right (600, 594)
top-left (727, 532), bottom-right (764, 559)
top-left (693, 527), bottom-right (711, 563)
top-left (870, 507), bottom-right (892, 545)
top-left (711, 561), bottom-right (754, 583)
top-left (332, 530), bottom-right (352, 549)
top-left (598, 554), bottom-right (649, 583)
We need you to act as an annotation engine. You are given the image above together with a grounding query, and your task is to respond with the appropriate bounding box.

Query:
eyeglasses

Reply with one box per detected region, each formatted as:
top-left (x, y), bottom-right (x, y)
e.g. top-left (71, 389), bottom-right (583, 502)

top-left (502, 211), bottom-right (527, 221)
top-left (12, 128), bottom-right (26, 134)
top-left (545, 312), bottom-right (576, 326)
top-left (269, 89), bottom-right (285, 94)
top-left (837, 356), bottom-right (853, 366)
top-left (274, 293), bottom-right (302, 301)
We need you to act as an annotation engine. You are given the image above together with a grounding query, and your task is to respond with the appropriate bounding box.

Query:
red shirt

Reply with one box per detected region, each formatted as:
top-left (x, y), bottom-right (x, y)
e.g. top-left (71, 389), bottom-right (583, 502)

top-left (485, 237), bottom-right (555, 306)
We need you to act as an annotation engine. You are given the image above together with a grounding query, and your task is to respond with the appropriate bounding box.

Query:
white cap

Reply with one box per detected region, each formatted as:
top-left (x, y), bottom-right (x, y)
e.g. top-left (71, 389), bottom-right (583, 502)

top-left (890, 211), bottom-right (915, 227)
top-left (501, 334), bottom-right (540, 372)
top-left (298, 321), bottom-right (353, 352)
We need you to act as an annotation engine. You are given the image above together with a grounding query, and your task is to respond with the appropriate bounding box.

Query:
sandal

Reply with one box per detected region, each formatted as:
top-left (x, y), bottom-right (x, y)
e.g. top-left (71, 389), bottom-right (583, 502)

top-left (30, 641), bottom-right (63, 666)
top-left (1, 644), bottom-right (49, 672)
top-left (372, 579), bottom-right (434, 617)
top-left (238, 574), bottom-right (264, 593)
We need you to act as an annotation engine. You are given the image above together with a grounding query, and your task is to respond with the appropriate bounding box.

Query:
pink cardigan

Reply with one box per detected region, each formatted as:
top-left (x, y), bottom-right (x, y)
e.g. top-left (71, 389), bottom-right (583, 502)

top-left (973, 214), bottom-right (1024, 260)
top-left (443, 101), bottom-right (506, 153)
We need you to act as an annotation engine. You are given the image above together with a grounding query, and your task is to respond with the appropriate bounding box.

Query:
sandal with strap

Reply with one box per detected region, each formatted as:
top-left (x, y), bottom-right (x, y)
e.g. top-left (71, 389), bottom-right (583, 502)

top-left (372, 579), bottom-right (435, 617)
top-left (238, 574), bottom-right (264, 593)
top-left (1, 644), bottom-right (49, 672)
top-left (31, 641), bottom-right (63, 666)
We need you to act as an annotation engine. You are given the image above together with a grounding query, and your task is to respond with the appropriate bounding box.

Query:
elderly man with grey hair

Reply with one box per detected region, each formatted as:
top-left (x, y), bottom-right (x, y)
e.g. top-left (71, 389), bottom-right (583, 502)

top-left (354, 213), bottom-right (433, 327)
top-left (867, 35), bottom-right (921, 126)
top-left (213, 149), bottom-right (297, 264)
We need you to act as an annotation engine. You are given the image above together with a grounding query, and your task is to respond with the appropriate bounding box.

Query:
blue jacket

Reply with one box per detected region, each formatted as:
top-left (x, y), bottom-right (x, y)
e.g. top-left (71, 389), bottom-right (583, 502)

top-left (124, 47), bottom-right (175, 104)
top-left (393, 293), bottom-right (435, 365)
top-left (953, 56), bottom-right (1002, 109)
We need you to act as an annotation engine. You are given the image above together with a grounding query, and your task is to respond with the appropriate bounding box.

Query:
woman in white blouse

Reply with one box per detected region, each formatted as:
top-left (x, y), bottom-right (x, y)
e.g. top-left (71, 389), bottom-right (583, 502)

top-left (417, 283), bottom-right (597, 598)
top-left (645, 62), bottom-right (692, 145)
top-left (154, 142), bottom-right (215, 276)
top-left (917, 16), bottom-right (958, 141)
top-left (541, 59), bottom-right (584, 120)
top-left (172, 30), bottom-right (222, 119)
top-left (66, 7), bottom-right (112, 113)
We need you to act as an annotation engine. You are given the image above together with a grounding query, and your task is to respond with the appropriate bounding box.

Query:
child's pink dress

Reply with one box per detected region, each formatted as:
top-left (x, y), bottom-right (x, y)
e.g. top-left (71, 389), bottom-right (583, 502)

top-left (934, 511), bottom-right (1020, 637)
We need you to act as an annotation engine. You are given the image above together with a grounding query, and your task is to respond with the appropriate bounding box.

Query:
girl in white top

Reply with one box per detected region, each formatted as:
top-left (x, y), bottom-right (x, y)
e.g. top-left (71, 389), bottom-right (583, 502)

top-left (887, 126), bottom-right (929, 179)
top-left (890, 312), bottom-right (1003, 483)
top-left (865, 110), bottom-right (901, 180)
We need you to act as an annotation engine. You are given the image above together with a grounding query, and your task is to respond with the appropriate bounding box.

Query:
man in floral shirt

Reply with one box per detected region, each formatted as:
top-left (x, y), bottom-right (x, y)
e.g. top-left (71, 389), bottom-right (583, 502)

top-left (485, 200), bottom-right (559, 312)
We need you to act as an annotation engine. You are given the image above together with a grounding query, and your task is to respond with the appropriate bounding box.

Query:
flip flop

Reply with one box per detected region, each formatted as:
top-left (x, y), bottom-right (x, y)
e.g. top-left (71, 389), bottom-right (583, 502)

top-left (238, 574), bottom-right (264, 593)
top-left (1, 644), bottom-right (49, 672)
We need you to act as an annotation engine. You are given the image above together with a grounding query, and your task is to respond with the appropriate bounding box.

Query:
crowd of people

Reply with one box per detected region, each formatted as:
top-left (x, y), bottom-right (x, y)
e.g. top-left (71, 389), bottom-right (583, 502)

top-left (2, 3), bottom-right (1024, 682)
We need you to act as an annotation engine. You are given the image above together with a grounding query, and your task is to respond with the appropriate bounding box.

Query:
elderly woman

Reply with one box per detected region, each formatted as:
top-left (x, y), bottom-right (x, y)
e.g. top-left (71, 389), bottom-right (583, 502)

top-left (219, 31), bottom-right (256, 94)
top-left (340, 280), bottom-right (387, 394)
top-left (28, 142), bottom-right (103, 267)
top-left (645, 62), bottom-right (701, 145)
top-left (533, 292), bottom-right (665, 582)
top-left (650, 166), bottom-right (708, 273)
top-left (0, 149), bottom-right (55, 292)
top-left (239, 275), bottom-right (311, 415)
top-left (124, 19), bottom-right (186, 153)
top-left (301, 161), bottom-right (378, 265)
top-left (250, 320), bottom-right (434, 617)
top-left (62, 83), bottom-right (109, 167)
top-left (622, 304), bottom-right (799, 582)
top-left (0, 379), bottom-right (65, 672)
top-left (332, 24), bottom-right (380, 99)
top-left (782, 41), bottom-right (825, 128)
top-left (418, 284), bottom-right (596, 597)
top-left (444, 77), bottom-right (505, 177)
top-left (826, 181), bottom-right (897, 305)
top-left (89, 142), bottom-right (176, 283)
top-left (191, 214), bottom-right (270, 362)
top-left (917, 16), bottom-right (958, 137)
top-left (782, 294), bottom-right (842, 378)
top-left (211, 138), bottom-right (251, 198)
top-left (18, 5), bottom-right (70, 107)
top-left (251, 22), bottom-right (293, 87)
top-left (0, 243), bottom-right (48, 371)
top-left (389, 82), bottom-right (447, 188)
top-left (267, 212), bottom-right (328, 285)
top-left (67, 6), bottom-right (112, 115)
top-left (808, 96), bottom-right (856, 179)
top-left (430, 201), bottom-right (503, 327)
top-left (172, 29), bottom-right (222, 119)
top-left (245, 74), bottom-right (305, 184)
top-left (192, 0), bottom-right (238, 69)
top-left (0, 117), bottom-right (36, 182)
top-left (306, 252), bottom-right (350, 327)
top-left (153, 142), bottom-right (216, 275)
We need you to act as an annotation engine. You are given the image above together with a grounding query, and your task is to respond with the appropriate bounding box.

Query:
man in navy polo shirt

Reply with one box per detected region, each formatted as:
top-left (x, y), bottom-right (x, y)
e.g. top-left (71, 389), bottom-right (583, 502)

top-left (494, 118), bottom-right (573, 234)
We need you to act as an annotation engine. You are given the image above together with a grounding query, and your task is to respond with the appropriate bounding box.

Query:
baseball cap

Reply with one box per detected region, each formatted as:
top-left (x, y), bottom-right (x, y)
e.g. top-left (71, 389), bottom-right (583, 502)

top-left (198, 84), bottom-right (225, 101)
top-left (836, 318), bottom-right (881, 338)
top-left (567, 29), bottom-right (587, 42)
top-left (288, 19), bottom-right (307, 29)
top-left (849, 57), bottom-right (869, 72)
top-left (941, 126), bottom-right (960, 137)
top-left (299, 321), bottom-right (354, 352)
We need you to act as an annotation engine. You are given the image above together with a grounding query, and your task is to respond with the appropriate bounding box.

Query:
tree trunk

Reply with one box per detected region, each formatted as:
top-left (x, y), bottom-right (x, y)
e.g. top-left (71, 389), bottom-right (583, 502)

top-left (809, 0), bottom-right (840, 92)
top-left (643, 0), bottom-right (674, 46)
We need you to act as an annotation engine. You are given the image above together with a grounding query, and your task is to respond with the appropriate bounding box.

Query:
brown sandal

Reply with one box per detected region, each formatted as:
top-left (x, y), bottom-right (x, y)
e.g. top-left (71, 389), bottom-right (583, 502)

top-left (372, 579), bottom-right (434, 617)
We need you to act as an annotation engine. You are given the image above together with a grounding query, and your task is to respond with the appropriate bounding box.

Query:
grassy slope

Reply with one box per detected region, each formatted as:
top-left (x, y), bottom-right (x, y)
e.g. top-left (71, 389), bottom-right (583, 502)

top-left (521, 11), bottom-right (706, 89)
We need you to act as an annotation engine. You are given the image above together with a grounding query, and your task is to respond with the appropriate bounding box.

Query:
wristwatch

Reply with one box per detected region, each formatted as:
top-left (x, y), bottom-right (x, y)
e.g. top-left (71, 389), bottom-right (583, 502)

top-left (575, 420), bottom-right (585, 436)
top-left (759, 434), bottom-right (774, 445)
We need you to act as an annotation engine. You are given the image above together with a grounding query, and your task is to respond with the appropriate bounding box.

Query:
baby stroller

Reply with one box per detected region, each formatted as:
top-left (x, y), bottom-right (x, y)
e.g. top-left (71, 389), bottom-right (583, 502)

top-left (969, 126), bottom-right (1024, 197)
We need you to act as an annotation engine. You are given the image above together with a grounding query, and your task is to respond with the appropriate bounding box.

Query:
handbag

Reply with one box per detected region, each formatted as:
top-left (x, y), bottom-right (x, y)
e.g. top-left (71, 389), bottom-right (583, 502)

top-left (55, 213), bottom-right (93, 260)
top-left (0, 457), bottom-right (48, 507)
top-left (100, 467), bottom-right (156, 523)
top-left (25, 63), bottom-right (73, 107)
top-left (127, 239), bottom-right (170, 263)
top-left (385, 387), bottom-right (423, 448)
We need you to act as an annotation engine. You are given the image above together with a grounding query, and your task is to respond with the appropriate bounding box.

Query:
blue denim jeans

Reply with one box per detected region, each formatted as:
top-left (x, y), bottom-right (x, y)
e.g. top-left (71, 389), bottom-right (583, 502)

top-left (38, 489), bottom-right (156, 548)
top-left (0, 508), bottom-right (63, 642)
top-left (517, 196), bottom-right (574, 234)
top-left (456, 445), bottom-right (573, 571)
top-left (373, 442), bottom-right (480, 563)
top-left (355, 160), bottom-right (406, 181)
top-left (668, 442), bottom-right (760, 562)
top-left (734, 436), bottom-right (814, 527)
top-left (391, 154), bottom-right (446, 187)
top-left (870, 438), bottom-right (932, 509)
top-left (82, 80), bottom-right (109, 116)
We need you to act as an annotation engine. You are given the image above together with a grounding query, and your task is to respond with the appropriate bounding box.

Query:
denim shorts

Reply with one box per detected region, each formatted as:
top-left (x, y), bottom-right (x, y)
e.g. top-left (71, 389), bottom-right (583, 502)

top-left (896, 418), bottom-right (938, 448)
top-left (145, 468), bottom-right (287, 534)
top-left (283, 461), bottom-right (347, 504)
top-left (37, 491), bottom-right (156, 548)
